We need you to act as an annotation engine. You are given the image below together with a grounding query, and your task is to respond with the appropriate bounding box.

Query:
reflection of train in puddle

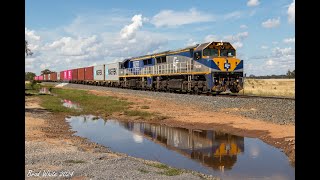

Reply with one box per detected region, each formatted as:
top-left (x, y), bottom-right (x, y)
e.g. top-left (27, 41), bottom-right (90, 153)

top-left (119, 122), bottom-right (244, 171)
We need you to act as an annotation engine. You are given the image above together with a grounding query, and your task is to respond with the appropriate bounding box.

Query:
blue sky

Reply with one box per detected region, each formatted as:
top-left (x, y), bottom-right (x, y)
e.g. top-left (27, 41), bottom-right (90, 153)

top-left (26, 0), bottom-right (295, 76)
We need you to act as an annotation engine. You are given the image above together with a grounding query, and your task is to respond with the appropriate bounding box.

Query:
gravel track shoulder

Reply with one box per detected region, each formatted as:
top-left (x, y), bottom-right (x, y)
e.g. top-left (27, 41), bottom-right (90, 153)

top-left (25, 96), bottom-right (217, 180)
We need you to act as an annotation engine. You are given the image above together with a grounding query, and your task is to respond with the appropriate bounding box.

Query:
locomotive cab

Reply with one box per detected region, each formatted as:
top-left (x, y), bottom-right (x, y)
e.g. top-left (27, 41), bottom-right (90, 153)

top-left (193, 42), bottom-right (244, 93)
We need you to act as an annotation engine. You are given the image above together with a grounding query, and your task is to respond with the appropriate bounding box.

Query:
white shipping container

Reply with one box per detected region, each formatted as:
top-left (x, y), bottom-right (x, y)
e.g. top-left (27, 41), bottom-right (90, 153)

top-left (48, 74), bottom-right (51, 80)
top-left (44, 75), bottom-right (47, 80)
top-left (57, 73), bottom-right (60, 80)
top-left (94, 65), bottom-right (105, 81)
top-left (105, 62), bottom-right (120, 81)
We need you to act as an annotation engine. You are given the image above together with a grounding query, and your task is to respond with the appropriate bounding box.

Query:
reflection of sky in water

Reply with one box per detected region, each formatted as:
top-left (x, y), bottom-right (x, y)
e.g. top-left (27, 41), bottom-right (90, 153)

top-left (132, 134), bottom-right (143, 144)
top-left (66, 116), bottom-right (295, 180)
top-left (62, 99), bottom-right (81, 110)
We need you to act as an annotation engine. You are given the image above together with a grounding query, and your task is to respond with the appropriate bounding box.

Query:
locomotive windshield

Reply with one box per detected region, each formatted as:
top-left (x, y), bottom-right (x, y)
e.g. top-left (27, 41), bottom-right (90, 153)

top-left (203, 48), bottom-right (218, 57)
top-left (220, 49), bottom-right (235, 57)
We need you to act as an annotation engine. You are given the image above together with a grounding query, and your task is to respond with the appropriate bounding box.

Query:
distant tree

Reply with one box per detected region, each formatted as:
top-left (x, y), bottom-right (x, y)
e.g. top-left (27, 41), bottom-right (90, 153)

top-left (41, 69), bottom-right (52, 74)
top-left (25, 40), bottom-right (33, 56)
top-left (286, 69), bottom-right (295, 78)
top-left (249, 74), bottom-right (255, 78)
top-left (25, 72), bottom-right (36, 81)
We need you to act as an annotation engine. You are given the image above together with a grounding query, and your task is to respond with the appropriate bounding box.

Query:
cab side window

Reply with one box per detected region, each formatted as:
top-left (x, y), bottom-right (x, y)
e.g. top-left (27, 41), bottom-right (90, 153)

top-left (193, 51), bottom-right (201, 60)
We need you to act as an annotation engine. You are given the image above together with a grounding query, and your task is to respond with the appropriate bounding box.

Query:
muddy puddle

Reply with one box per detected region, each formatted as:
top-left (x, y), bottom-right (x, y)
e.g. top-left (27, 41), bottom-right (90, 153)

top-left (62, 99), bottom-right (81, 110)
top-left (66, 115), bottom-right (294, 180)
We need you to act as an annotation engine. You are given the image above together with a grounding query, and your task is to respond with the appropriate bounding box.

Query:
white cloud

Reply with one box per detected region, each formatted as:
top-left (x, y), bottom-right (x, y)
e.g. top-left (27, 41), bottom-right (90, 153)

top-left (248, 46), bottom-right (295, 75)
top-left (240, 24), bottom-right (248, 29)
top-left (224, 11), bottom-right (242, 20)
top-left (204, 35), bottom-right (219, 42)
top-left (283, 37), bottom-right (295, 44)
top-left (288, 0), bottom-right (295, 24)
top-left (247, 0), bottom-right (260, 7)
top-left (273, 47), bottom-right (294, 56)
top-left (261, 45), bottom-right (269, 49)
top-left (204, 32), bottom-right (249, 49)
top-left (25, 28), bottom-right (40, 41)
top-left (25, 13), bottom-right (172, 74)
top-left (266, 59), bottom-right (274, 66)
top-left (223, 32), bottom-right (249, 42)
top-left (262, 17), bottom-right (280, 28)
top-left (232, 42), bottom-right (243, 49)
top-left (186, 39), bottom-right (198, 46)
top-left (151, 8), bottom-right (214, 27)
top-left (120, 14), bottom-right (145, 40)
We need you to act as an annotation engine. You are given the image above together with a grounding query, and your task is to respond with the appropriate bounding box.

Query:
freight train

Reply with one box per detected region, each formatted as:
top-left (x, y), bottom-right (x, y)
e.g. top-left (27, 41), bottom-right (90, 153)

top-left (34, 41), bottom-right (244, 93)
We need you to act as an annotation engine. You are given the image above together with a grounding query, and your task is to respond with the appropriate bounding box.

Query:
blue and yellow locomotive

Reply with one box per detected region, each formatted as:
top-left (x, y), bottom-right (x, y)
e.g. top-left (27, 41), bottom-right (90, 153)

top-left (118, 41), bottom-right (244, 93)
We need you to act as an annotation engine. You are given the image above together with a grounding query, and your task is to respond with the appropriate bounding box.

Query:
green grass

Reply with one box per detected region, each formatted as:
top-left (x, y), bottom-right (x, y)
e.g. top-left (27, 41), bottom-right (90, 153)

top-left (140, 105), bottom-right (150, 109)
top-left (124, 110), bottom-right (153, 119)
top-left (31, 87), bottom-right (156, 120)
top-left (64, 159), bottom-right (86, 164)
top-left (146, 163), bottom-right (183, 176)
top-left (39, 88), bottom-right (130, 116)
top-left (137, 168), bottom-right (149, 173)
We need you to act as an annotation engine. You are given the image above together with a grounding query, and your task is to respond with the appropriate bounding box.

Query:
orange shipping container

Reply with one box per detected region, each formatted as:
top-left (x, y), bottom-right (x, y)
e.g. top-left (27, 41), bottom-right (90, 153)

top-left (84, 66), bottom-right (94, 80)
top-left (78, 68), bottom-right (85, 80)
top-left (50, 72), bottom-right (57, 81)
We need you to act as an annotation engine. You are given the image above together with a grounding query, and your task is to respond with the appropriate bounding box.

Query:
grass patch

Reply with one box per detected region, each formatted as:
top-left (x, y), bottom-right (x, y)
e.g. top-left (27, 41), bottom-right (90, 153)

top-left (64, 159), bottom-right (86, 164)
top-left (32, 87), bottom-right (153, 119)
top-left (38, 88), bottom-right (130, 115)
top-left (137, 168), bottom-right (149, 174)
top-left (140, 105), bottom-right (150, 109)
top-left (124, 110), bottom-right (153, 119)
top-left (146, 162), bottom-right (183, 176)
top-left (159, 168), bottom-right (183, 176)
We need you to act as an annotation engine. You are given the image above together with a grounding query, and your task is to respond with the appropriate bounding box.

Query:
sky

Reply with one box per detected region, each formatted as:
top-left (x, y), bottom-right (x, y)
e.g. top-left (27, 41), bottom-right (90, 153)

top-left (25, 0), bottom-right (295, 76)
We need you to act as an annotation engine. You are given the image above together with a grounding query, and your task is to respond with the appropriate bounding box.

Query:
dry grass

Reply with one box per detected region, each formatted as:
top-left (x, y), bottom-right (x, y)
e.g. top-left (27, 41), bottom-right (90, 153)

top-left (238, 79), bottom-right (295, 98)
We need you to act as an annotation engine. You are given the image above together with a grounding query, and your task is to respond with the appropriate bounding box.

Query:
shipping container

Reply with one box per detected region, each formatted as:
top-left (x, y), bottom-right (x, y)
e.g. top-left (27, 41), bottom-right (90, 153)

top-left (50, 72), bottom-right (57, 81)
top-left (84, 66), bottom-right (94, 80)
top-left (105, 62), bottom-right (120, 81)
top-left (44, 74), bottom-right (48, 81)
top-left (67, 70), bottom-right (72, 80)
top-left (63, 70), bottom-right (68, 81)
top-left (34, 76), bottom-right (38, 80)
top-left (57, 72), bottom-right (60, 81)
top-left (60, 71), bottom-right (64, 81)
top-left (78, 68), bottom-right (85, 80)
top-left (72, 69), bottom-right (78, 80)
top-left (38, 75), bottom-right (43, 81)
top-left (94, 65), bottom-right (105, 81)
top-left (48, 74), bottom-right (51, 81)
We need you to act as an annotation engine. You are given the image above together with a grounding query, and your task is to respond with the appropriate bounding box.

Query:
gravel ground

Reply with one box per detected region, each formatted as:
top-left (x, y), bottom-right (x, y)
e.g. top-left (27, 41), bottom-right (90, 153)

top-left (25, 96), bottom-right (217, 180)
top-left (25, 141), bottom-right (211, 180)
top-left (43, 82), bottom-right (295, 125)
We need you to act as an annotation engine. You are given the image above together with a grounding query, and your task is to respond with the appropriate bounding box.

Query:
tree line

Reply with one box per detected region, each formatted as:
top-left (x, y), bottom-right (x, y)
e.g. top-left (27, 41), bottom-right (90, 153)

top-left (247, 69), bottom-right (295, 79)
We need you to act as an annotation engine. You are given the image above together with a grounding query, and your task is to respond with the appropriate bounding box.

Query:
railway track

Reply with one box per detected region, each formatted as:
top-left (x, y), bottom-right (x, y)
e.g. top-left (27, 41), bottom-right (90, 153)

top-left (214, 93), bottom-right (295, 100)
top-left (42, 82), bottom-right (295, 100)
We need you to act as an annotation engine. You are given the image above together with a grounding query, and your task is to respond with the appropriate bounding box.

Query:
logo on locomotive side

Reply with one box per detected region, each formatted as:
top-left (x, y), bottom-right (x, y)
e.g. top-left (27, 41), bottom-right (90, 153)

top-left (108, 68), bottom-right (117, 75)
top-left (96, 70), bottom-right (102, 75)
top-left (224, 59), bottom-right (231, 71)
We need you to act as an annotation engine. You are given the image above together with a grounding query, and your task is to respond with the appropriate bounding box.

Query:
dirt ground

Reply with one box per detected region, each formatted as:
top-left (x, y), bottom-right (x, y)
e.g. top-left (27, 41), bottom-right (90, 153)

top-left (25, 96), bottom-right (216, 180)
top-left (88, 90), bottom-right (295, 165)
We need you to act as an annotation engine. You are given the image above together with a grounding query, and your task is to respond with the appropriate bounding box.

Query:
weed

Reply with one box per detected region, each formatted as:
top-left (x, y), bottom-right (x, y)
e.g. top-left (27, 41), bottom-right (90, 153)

top-left (64, 159), bottom-right (86, 164)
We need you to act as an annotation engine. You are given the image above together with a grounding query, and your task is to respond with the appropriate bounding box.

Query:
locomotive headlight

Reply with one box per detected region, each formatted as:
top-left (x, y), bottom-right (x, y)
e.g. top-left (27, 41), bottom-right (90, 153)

top-left (236, 79), bottom-right (239, 82)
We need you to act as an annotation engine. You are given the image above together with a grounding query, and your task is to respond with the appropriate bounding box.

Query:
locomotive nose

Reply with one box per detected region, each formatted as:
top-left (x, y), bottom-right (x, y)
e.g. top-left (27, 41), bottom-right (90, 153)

top-left (213, 57), bottom-right (241, 72)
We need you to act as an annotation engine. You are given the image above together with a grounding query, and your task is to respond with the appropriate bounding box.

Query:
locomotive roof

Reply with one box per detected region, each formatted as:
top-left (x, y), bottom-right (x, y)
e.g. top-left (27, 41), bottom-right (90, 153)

top-left (131, 44), bottom-right (199, 61)
top-left (194, 41), bottom-right (235, 51)
top-left (128, 41), bottom-right (234, 61)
